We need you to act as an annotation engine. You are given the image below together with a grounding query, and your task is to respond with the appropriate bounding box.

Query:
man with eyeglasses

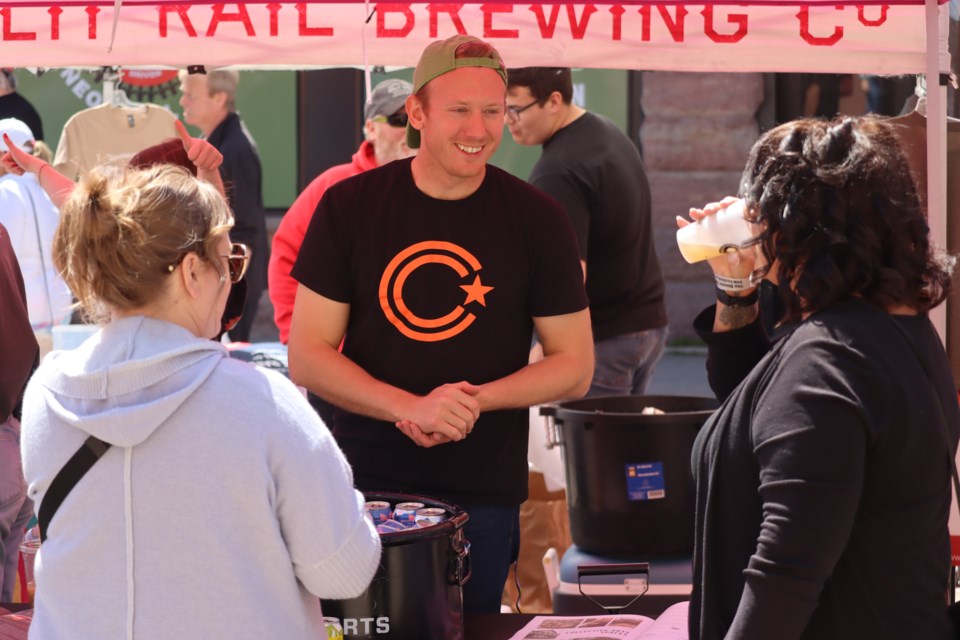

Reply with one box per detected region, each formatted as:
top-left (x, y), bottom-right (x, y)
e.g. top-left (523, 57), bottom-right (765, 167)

top-left (506, 67), bottom-right (668, 397)
top-left (269, 78), bottom-right (415, 344)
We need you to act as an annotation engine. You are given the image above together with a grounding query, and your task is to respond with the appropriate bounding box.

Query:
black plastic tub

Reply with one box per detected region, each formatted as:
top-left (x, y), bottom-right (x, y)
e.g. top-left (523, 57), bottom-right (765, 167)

top-left (542, 395), bottom-right (719, 557)
top-left (321, 491), bottom-right (470, 640)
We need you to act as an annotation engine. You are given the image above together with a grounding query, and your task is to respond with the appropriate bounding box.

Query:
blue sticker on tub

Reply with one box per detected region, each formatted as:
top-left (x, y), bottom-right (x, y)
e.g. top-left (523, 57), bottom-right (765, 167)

top-left (625, 462), bottom-right (666, 501)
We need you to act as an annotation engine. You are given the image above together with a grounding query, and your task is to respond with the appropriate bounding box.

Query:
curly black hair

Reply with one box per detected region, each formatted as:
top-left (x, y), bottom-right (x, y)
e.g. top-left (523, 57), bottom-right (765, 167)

top-left (740, 116), bottom-right (954, 322)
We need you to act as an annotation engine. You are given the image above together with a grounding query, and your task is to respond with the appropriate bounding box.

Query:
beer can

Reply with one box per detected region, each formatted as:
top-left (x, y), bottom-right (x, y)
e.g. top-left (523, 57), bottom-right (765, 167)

top-left (393, 502), bottom-right (424, 527)
top-left (323, 617), bottom-right (344, 640)
top-left (364, 501), bottom-right (392, 523)
top-left (415, 507), bottom-right (447, 527)
top-left (376, 519), bottom-right (407, 534)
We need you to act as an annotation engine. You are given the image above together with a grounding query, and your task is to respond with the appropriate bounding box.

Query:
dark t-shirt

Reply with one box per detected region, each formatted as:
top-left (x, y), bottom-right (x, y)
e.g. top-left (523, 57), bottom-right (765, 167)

top-left (292, 158), bottom-right (588, 505)
top-left (529, 112), bottom-right (666, 340)
top-left (0, 93), bottom-right (44, 141)
top-left (208, 113), bottom-right (267, 295)
top-left (691, 300), bottom-right (958, 640)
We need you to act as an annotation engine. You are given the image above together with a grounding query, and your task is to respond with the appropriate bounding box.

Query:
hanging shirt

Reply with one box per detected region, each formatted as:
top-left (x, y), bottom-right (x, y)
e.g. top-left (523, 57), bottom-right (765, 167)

top-left (53, 103), bottom-right (178, 181)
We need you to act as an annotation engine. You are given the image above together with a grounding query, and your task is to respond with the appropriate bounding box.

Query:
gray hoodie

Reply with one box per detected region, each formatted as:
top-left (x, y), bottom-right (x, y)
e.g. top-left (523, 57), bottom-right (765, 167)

top-left (22, 315), bottom-right (380, 640)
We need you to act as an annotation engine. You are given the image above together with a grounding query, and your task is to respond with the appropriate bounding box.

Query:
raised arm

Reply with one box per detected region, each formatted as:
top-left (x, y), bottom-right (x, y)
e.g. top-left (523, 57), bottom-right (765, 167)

top-left (678, 197), bottom-right (768, 400)
top-left (679, 198), bottom-right (761, 329)
top-left (2, 133), bottom-right (75, 207)
top-left (174, 120), bottom-right (226, 198)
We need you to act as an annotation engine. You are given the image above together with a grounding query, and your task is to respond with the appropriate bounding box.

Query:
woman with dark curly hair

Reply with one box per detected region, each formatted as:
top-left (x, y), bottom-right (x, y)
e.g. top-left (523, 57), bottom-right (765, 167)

top-left (680, 117), bottom-right (959, 639)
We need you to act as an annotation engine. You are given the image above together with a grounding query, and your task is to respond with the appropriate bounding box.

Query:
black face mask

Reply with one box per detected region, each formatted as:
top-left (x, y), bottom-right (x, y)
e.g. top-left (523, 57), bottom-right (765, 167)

top-left (214, 278), bottom-right (247, 341)
top-left (758, 279), bottom-right (779, 314)
top-left (758, 279), bottom-right (804, 341)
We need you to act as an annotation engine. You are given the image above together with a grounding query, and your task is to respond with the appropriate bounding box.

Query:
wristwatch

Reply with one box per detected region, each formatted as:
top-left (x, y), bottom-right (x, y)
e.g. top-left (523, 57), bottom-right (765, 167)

top-left (715, 285), bottom-right (758, 307)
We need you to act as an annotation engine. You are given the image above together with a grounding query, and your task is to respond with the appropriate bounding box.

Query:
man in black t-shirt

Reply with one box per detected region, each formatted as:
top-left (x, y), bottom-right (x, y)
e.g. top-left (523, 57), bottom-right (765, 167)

top-left (0, 70), bottom-right (43, 141)
top-left (506, 68), bottom-right (668, 396)
top-left (288, 36), bottom-right (593, 614)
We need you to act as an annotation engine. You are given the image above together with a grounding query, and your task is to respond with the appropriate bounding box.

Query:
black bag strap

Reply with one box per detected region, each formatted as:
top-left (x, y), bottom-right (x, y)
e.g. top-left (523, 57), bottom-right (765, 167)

top-left (38, 436), bottom-right (111, 543)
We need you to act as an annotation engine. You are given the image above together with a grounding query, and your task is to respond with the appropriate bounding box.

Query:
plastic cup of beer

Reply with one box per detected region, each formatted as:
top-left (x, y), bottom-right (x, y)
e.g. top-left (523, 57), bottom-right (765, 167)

top-left (676, 199), bottom-right (755, 264)
top-left (19, 540), bottom-right (39, 603)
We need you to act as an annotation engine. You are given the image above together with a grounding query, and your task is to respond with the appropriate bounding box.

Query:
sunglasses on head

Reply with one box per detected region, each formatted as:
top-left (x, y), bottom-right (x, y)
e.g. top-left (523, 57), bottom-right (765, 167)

top-left (374, 111), bottom-right (409, 128)
top-left (221, 242), bottom-right (251, 284)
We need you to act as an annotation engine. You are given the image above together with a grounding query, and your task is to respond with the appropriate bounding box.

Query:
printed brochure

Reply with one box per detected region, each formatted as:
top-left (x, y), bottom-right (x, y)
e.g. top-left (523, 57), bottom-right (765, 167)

top-left (508, 601), bottom-right (688, 640)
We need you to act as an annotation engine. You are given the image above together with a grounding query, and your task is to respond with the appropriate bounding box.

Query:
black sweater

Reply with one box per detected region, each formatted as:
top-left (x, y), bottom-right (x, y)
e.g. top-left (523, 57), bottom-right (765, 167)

top-left (691, 299), bottom-right (958, 640)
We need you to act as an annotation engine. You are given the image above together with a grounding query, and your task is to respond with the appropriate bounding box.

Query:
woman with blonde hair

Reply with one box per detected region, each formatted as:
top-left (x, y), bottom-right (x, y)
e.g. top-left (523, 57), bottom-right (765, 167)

top-left (20, 164), bottom-right (380, 639)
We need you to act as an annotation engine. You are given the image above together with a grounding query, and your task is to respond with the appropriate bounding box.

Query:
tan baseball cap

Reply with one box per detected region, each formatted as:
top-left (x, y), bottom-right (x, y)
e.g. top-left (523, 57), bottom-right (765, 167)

top-left (406, 34), bottom-right (507, 149)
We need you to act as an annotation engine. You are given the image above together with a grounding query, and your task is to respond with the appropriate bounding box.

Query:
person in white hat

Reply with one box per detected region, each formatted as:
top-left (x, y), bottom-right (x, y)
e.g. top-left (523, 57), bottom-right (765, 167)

top-left (0, 117), bottom-right (73, 351)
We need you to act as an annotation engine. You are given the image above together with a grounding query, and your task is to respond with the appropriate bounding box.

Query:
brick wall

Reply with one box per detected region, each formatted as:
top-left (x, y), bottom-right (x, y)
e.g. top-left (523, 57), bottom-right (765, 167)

top-left (641, 72), bottom-right (764, 341)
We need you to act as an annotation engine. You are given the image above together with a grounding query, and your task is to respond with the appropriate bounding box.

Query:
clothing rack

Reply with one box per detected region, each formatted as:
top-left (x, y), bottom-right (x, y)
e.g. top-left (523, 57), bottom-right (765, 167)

top-left (100, 67), bottom-right (142, 110)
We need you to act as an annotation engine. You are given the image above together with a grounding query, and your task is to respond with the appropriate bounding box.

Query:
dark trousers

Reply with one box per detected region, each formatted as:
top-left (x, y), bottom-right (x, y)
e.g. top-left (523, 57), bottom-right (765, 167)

top-left (459, 504), bottom-right (521, 613)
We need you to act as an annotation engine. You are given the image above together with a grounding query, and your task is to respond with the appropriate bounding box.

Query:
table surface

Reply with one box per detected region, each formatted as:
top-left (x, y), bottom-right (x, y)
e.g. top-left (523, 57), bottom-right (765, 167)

top-left (0, 604), bottom-right (29, 615)
top-left (465, 613), bottom-right (536, 639)
top-left (5, 605), bottom-right (547, 639)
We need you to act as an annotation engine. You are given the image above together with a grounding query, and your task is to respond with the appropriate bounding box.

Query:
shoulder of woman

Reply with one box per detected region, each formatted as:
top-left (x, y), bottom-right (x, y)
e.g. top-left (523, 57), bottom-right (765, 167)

top-left (213, 357), bottom-right (310, 409)
top-left (765, 307), bottom-right (895, 396)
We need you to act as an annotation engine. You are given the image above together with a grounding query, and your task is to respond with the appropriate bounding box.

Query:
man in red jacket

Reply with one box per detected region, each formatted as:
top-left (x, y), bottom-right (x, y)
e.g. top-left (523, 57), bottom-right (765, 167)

top-left (269, 79), bottom-right (414, 343)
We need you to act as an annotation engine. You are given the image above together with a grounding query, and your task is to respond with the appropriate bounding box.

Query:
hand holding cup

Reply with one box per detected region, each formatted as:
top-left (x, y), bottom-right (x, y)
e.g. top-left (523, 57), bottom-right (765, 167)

top-left (676, 197), bottom-right (758, 284)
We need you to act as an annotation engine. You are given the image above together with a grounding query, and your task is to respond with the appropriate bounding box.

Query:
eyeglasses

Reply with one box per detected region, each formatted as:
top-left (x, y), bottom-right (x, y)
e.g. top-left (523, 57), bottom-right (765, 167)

top-left (374, 111), bottom-right (409, 128)
top-left (505, 100), bottom-right (539, 124)
top-left (165, 242), bottom-right (250, 285)
top-left (220, 242), bottom-right (251, 284)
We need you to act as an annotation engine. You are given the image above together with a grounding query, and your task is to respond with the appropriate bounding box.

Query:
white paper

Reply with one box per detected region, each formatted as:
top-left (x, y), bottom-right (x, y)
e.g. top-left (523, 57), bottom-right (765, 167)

top-left (508, 601), bottom-right (689, 640)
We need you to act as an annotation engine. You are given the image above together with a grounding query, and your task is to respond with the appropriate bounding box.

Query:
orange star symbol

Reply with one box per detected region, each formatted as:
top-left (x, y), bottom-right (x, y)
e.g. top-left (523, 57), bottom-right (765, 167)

top-left (460, 275), bottom-right (494, 307)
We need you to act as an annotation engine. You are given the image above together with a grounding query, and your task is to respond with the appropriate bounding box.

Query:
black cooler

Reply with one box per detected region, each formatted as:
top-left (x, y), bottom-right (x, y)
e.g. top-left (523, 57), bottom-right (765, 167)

top-left (542, 395), bottom-right (719, 557)
top-left (321, 491), bottom-right (470, 640)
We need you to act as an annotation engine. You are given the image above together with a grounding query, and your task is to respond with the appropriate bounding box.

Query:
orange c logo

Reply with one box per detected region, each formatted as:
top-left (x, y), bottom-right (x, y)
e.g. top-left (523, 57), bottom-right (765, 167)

top-left (379, 241), bottom-right (494, 342)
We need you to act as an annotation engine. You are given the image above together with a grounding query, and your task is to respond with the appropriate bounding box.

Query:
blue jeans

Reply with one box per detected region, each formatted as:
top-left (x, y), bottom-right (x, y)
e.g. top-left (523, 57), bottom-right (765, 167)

top-left (1, 417), bottom-right (33, 602)
top-left (459, 504), bottom-right (520, 613)
top-left (587, 326), bottom-right (668, 397)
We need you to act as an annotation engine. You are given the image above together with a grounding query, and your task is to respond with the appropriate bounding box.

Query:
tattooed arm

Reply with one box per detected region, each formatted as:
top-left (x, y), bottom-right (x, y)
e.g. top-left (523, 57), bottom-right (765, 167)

top-left (715, 294), bottom-right (759, 332)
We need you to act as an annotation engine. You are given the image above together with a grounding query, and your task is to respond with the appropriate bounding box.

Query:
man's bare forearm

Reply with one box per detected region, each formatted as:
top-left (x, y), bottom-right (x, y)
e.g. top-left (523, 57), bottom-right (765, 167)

top-left (289, 343), bottom-right (415, 423)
